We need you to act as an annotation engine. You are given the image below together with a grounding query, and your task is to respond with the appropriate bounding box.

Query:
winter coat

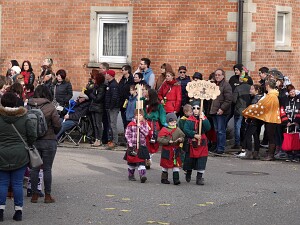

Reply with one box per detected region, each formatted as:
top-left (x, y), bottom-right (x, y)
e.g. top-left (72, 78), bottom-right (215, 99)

top-left (52, 78), bottom-right (73, 106)
top-left (126, 94), bottom-right (138, 121)
top-left (143, 102), bottom-right (167, 126)
top-left (280, 95), bottom-right (300, 125)
top-left (86, 83), bottom-right (105, 113)
top-left (158, 80), bottom-right (182, 113)
top-left (21, 71), bottom-right (35, 85)
top-left (176, 76), bottom-right (191, 107)
top-left (233, 83), bottom-right (251, 116)
top-left (142, 67), bottom-right (155, 89)
top-left (158, 127), bottom-right (185, 168)
top-left (0, 106), bottom-right (37, 171)
top-left (243, 89), bottom-right (281, 124)
top-left (105, 79), bottom-right (120, 110)
top-left (155, 63), bottom-right (174, 91)
top-left (229, 74), bottom-right (253, 92)
top-left (209, 79), bottom-right (232, 115)
top-left (27, 98), bottom-right (61, 140)
top-left (118, 74), bottom-right (134, 109)
top-left (61, 100), bottom-right (90, 122)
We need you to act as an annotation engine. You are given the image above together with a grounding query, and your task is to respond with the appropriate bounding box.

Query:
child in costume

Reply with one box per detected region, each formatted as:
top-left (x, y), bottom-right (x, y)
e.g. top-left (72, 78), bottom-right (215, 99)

top-left (183, 101), bottom-right (211, 185)
top-left (178, 104), bottom-right (193, 166)
top-left (158, 113), bottom-right (185, 185)
top-left (124, 109), bottom-right (150, 183)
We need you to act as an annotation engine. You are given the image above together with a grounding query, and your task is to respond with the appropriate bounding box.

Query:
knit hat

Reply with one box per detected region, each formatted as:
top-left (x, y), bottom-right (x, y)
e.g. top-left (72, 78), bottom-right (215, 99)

top-left (106, 70), bottom-right (115, 77)
top-left (192, 72), bottom-right (203, 80)
top-left (191, 100), bottom-right (200, 107)
top-left (233, 64), bottom-right (244, 72)
top-left (11, 66), bottom-right (21, 74)
top-left (78, 92), bottom-right (89, 100)
top-left (166, 112), bottom-right (177, 123)
top-left (269, 69), bottom-right (284, 80)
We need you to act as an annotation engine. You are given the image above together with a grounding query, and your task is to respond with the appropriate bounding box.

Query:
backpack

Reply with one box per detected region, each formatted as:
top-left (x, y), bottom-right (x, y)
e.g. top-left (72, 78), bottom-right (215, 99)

top-left (27, 103), bottom-right (48, 138)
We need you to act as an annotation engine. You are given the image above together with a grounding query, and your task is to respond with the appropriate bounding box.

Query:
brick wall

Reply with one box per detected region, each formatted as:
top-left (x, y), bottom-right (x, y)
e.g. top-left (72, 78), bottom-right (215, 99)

top-left (0, 0), bottom-right (299, 90)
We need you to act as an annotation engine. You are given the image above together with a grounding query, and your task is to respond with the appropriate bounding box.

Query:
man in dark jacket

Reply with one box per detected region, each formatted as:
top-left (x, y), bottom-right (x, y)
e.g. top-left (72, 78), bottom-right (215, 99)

top-left (232, 76), bottom-right (251, 149)
top-left (176, 66), bottom-right (191, 117)
top-left (118, 65), bottom-right (134, 130)
top-left (105, 69), bottom-right (120, 148)
top-left (209, 69), bottom-right (232, 154)
top-left (56, 93), bottom-right (90, 139)
top-left (227, 64), bottom-right (253, 126)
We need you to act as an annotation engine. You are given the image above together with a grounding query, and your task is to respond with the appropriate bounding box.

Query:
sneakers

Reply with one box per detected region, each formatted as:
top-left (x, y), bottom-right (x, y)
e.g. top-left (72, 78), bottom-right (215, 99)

top-left (13, 210), bottom-right (22, 221)
top-left (91, 139), bottom-right (102, 147)
top-left (237, 151), bottom-right (246, 158)
top-left (274, 151), bottom-right (288, 160)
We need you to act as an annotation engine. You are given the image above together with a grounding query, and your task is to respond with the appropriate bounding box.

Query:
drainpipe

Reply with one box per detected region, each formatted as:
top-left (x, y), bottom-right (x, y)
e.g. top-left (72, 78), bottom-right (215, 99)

top-left (237, 0), bottom-right (244, 64)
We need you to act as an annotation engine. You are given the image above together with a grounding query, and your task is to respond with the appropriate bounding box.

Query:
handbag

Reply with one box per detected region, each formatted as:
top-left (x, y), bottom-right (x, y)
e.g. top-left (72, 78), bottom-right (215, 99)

top-left (282, 126), bottom-right (300, 151)
top-left (11, 124), bottom-right (43, 168)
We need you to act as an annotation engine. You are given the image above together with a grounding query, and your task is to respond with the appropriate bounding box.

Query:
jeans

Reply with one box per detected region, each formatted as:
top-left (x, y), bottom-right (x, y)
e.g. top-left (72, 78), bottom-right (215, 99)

top-left (56, 119), bottom-right (77, 140)
top-left (234, 115), bottom-right (243, 145)
top-left (31, 140), bottom-right (57, 194)
top-left (0, 165), bottom-right (26, 209)
top-left (108, 109), bottom-right (119, 144)
top-left (91, 112), bottom-right (103, 140)
top-left (212, 115), bottom-right (227, 152)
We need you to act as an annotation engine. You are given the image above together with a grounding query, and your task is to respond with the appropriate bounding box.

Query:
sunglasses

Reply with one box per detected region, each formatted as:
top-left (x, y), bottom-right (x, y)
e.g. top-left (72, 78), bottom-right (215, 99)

top-left (179, 71), bottom-right (186, 74)
top-left (193, 107), bottom-right (200, 110)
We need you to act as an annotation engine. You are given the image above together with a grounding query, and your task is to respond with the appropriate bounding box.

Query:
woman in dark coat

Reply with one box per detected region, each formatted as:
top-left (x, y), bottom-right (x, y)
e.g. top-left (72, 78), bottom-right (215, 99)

top-left (0, 92), bottom-right (37, 221)
top-left (85, 71), bottom-right (106, 146)
top-left (27, 85), bottom-right (61, 204)
top-left (20, 60), bottom-right (35, 85)
top-left (51, 69), bottom-right (73, 107)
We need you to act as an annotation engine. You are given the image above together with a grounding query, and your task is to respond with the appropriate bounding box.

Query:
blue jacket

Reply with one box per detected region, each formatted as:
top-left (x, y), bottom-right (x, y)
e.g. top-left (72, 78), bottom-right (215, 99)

top-left (126, 94), bottom-right (137, 121)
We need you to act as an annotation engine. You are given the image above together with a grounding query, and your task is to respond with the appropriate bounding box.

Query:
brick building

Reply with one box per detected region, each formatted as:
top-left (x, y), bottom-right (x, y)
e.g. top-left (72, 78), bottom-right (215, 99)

top-left (0, 0), bottom-right (299, 90)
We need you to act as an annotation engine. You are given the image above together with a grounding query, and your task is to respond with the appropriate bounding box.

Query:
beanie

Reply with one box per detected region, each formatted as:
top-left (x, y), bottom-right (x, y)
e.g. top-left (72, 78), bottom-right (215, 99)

top-left (166, 112), bottom-right (177, 123)
top-left (192, 72), bottom-right (203, 80)
top-left (106, 70), bottom-right (115, 77)
top-left (233, 64), bottom-right (244, 72)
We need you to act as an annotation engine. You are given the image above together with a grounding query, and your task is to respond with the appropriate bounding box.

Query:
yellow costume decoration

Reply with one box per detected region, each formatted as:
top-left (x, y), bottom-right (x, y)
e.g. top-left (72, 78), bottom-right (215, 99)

top-left (242, 89), bottom-right (281, 124)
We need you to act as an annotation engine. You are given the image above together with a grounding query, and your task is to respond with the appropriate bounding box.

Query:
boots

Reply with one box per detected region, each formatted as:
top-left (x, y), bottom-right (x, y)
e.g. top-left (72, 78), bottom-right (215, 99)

top-left (262, 144), bottom-right (275, 161)
top-left (173, 171), bottom-right (181, 185)
top-left (185, 170), bottom-right (192, 183)
top-left (0, 209), bottom-right (3, 222)
top-left (161, 171), bottom-right (170, 184)
top-left (139, 169), bottom-right (147, 183)
top-left (13, 210), bottom-right (22, 221)
top-left (196, 172), bottom-right (204, 185)
top-left (44, 194), bottom-right (55, 203)
top-left (128, 168), bottom-right (136, 181)
top-left (31, 193), bottom-right (39, 203)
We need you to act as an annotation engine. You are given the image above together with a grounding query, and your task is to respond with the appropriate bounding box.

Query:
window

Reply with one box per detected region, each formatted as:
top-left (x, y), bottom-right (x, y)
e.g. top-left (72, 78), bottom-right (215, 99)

top-left (89, 7), bottom-right (133, 68)
top-left (275, 6), bottom-right (292, 51)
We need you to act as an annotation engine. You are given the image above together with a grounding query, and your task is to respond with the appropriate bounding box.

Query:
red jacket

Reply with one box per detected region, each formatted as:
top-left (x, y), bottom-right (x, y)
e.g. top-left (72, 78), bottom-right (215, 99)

top-left (158, 80), bottom-right (182, 113)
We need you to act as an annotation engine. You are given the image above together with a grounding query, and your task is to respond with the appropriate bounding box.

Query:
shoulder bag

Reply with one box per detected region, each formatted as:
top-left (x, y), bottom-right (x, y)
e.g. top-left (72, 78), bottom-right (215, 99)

top-left (11, 124), bottom-right (43, 168)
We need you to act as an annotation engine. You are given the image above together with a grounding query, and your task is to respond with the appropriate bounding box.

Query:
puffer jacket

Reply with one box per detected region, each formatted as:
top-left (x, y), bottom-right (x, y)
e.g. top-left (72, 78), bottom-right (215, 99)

top-left (209, 79), bottom-right (232, 115)
top-left (233, 83), bottom-right (251, 116)
top-left (158, 80), bottom-right (182, 113)
top-left (0, 106), bottom-right (37, 171)
top-left (87, 83), bottom-right (106, 113)
top-left (52, 78), bottom-right (73, 106)
top-left (27, 98), bottom-right (61, 140)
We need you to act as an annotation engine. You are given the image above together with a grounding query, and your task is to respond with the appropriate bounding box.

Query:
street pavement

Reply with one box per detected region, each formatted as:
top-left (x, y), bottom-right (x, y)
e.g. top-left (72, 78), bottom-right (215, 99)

top-left (3, 145), bottom-right (300, 225)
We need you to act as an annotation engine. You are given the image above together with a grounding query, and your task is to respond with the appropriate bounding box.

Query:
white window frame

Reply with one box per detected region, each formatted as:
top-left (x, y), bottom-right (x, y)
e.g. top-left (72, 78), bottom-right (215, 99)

top-left (275, 6), bottom-right (292, 51)
top-left (89, 7), bottom-right (133, 68)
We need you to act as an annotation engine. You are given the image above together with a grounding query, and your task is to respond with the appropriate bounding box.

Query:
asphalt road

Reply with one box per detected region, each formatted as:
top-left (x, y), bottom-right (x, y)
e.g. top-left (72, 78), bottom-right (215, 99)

top-left (3, 147), bottom-right (300, 225)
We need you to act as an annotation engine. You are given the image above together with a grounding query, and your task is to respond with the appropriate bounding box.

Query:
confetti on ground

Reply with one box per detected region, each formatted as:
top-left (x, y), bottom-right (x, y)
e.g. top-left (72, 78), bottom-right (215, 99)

top-left (252, 203), bottom-right (257, 207)
top-left (122, 198), bottom-right (131, 201)
top-left (157, 222), bottom-right (170, 225)
top-left (206, 202), bottom-right (214, 205)
top-left (159, 203), bottom-right (171, 206)
top-left (104, 208), bottom-right (116, 210)
top-left (105, 195), bottom-right (115, 197)
top-left (196, 204), bottom-right (207, 207)
top-left (120, 209), bottom-right (131, 212)
top-left (146, 221), bottom-right (156, 224)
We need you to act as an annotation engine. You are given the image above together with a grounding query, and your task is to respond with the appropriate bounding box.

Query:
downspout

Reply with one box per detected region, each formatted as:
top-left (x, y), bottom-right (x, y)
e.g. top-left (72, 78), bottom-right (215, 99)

top-left (237, 0), bottom-right (244, 64)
